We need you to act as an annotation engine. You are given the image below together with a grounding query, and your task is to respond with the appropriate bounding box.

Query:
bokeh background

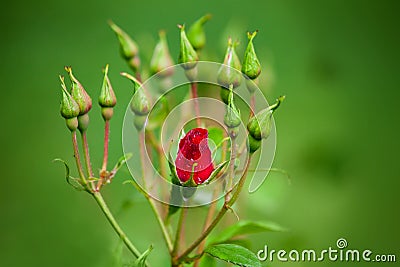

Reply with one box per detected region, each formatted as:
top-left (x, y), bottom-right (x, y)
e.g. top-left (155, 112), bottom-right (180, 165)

top-left (1, 0), bottom-right (399, 266)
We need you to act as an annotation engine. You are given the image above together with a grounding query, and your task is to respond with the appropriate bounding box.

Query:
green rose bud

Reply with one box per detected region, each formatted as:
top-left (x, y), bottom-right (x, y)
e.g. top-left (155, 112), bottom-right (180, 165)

top-left (150, 30), bottom-right (174, 77)
top-left (60, 76), bottom-right (79, 119)
top-left (224, 85), bottom-right (241, 129)
top-left (121, 72), bottom-right (150, 116)
top-left (247, 96), bottom-right (285, 152)
top-left (218, 38), bottom-right (242, 88)
top-left (98, 64), bottom-right (116, 108)
top-left (242, 31), bottom-right (261, 80)
top-left (178, 24), bottom-right (198, 70)
top-left (187, 14), bottom-right (211, 51)
top-left (64, 66), bottom-right (92, 115)
top-left (130, 88), bottom-right (150, 116)
top-left (248, 134), bottom-right (262, 154)
top-left (59, 76), bottom-right (80, 131)
top-left (109, 20), bottom-right (139, 60)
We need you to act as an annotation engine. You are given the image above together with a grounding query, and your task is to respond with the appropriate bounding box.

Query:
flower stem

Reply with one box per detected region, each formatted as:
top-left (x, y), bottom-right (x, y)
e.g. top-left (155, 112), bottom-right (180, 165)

top-left (139, 131), bottom-right (174, 252)
top-left (92, 191), bottom-right (149, 266)
top-left (172, 207), bottom-right (187, 257)
top-left (71, 131), bottom-right (87, 184)
top-left (81, 131), bottom-right (94, 178)
top-left (174, 155), bottom-right (252, 264)
top-left (250, 92), bottom-right (255, 117)
top-left (101, 119), bottom-right (110, 171)
top-left (191, 82), bottom-right (201, 126)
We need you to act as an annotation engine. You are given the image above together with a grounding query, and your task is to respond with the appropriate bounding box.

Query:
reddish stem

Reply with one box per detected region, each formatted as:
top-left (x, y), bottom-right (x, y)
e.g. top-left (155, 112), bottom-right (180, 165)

top-left (191, 82), bottom-right (201, 126)
top-left (102, 120), bottom-right (110, 171)
top-left (250, 93), bottom-right (255, 117)
top-left (81, 131), bottom-right (94, 177)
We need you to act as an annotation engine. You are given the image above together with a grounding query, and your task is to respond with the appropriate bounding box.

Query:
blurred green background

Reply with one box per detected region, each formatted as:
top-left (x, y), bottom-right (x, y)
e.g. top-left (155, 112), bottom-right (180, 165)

top-left (1, 0), bottom-right (399, 266)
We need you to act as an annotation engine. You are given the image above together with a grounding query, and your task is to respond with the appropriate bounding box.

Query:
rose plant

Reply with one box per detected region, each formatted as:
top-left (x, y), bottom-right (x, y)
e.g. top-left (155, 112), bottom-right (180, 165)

top-left (56, 14), bottom-right (286, 267)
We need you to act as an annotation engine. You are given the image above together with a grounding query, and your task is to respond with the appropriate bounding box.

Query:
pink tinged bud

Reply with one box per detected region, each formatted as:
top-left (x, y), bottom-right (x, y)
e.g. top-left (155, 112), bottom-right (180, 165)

top-left (64, 66), bottom-right (92, 115)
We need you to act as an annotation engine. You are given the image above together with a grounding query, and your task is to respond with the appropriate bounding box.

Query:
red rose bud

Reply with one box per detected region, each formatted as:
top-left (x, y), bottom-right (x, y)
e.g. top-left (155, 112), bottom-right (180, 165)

top-left (109, 20), bottom-right (139, 60)
top-left (187, 14), bottom-right (211, 50)
top-left (247, 96), bottom-right (285, 152)
top-left (242, 31), bottom-right (261, 80)
top-left (178, 24), bottom-right (198, 70)
top-left (64, 66), bottom-right (92, 115)
top-left (218, 38), bottom-right (242, 89)
top-left (150, 31), bottom-right (174, 77)
top-left (175, 128), bottom-right (215, 185)
top-left (59, 76), bottom-right (80, 131)
top-left (98, 64), bottom-right (117, 121)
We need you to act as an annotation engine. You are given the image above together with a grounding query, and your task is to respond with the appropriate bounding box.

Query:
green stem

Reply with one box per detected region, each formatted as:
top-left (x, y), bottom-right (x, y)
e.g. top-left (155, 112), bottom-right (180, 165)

top-left (71, 131), bottom-right (87, 185)
top-left (172, 208), bottom-right (187, 257)
top-left (174, 155), bottom-right (253, 264)
top-left (148, 197), bottom-right (174, 252)
top-left (139, 131), bottom-right (174, 252)
top-left (92, 192), bottom-right (149, 266)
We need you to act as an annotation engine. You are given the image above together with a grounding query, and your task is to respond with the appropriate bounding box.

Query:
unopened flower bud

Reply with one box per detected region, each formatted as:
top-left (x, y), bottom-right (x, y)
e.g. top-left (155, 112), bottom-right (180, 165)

top-left (59, 76), bottom-right (79, 131)
top-left (150, 31), bottom-right (174, 77)
top-left (224, 85), bottom-right (241, 129)
top-left (109, 20), bottom-right (139, 60)
top-left (178, 24), bottom-right (198, 70)
top-left (99, 64), bottom-right (116, 108)
top-left (120, 72), bottom-right (150, 116)
top-left (242, 31), bottom-right (261, 80)
top-left (218, 38), bottom-right (242, 88)
top-left (64, 66), bottom-right (92, 115)
top-left (187, 14), bottom-right (211, 50)
top-left (248, 134), bottom-right (262, 154)
top-left (131, 88), bottom-right (150, 115)
top-left (247, 96), bottom-right (285, 152)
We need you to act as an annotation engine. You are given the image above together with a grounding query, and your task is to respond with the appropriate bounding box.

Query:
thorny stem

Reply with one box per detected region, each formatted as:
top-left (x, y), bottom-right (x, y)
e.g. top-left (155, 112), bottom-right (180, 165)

top-left (191, 82), bottom-right (201, 126)
top-left (174, 155), bottom-right (253, 264)
top-left (92, 191), bottom-right (150, 267)
top-left (139, 131), bottom-right (174, 252)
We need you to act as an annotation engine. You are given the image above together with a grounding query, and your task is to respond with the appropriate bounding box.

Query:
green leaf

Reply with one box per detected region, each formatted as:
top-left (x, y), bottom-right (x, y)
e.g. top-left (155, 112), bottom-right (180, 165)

top-left (204, 244), bottom-right (261, 267)
top-left (199, 254), bottom-right (217, 267)
top-left (208, 220), bottom-right (287, 245)
top-left (113, 153), bottom-right (133, 172)
top-left (53, 158), bottom-right (85, 191)
top-left (131, 245), bottom-right (153, 267)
